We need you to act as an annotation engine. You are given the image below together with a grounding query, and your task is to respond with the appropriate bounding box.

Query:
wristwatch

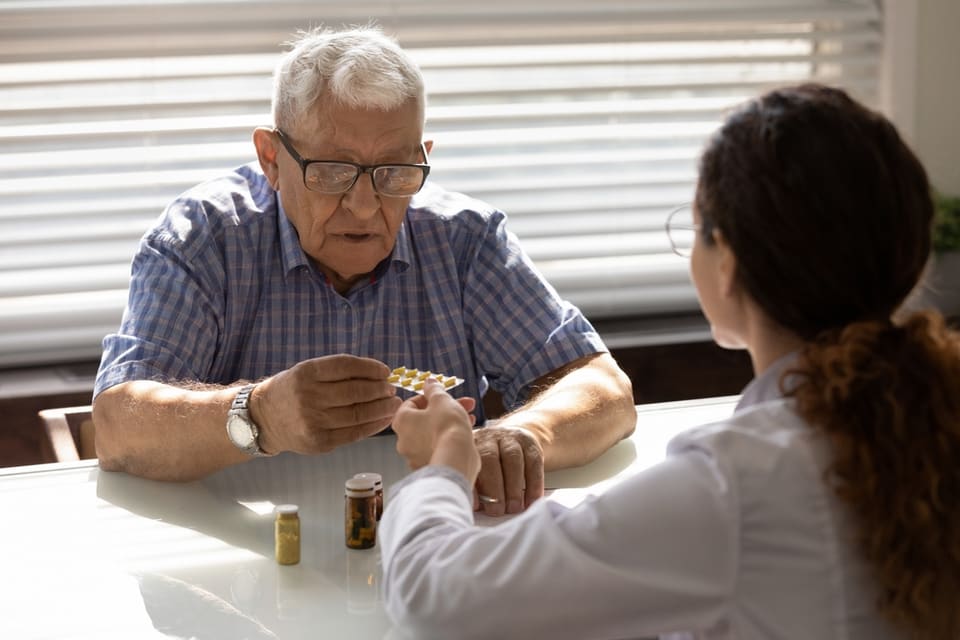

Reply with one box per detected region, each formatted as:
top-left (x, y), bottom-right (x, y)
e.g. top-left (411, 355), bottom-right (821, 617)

top-left (226, 383), bottom-right (271, 457)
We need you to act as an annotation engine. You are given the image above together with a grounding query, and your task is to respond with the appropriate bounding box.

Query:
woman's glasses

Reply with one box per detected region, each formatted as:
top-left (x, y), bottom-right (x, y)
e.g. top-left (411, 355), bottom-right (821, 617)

top-left (664, 203), bottom-right (702, 257)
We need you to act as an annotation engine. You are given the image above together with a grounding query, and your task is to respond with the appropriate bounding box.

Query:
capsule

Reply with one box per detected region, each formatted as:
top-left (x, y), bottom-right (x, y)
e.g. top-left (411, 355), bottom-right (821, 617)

top-left (387, 365), bottom-right (465, 394)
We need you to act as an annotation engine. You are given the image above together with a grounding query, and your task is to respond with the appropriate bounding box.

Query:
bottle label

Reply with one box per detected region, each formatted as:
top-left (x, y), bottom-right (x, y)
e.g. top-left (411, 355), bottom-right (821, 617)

top-left (275, 517), bottom-right (301, 565)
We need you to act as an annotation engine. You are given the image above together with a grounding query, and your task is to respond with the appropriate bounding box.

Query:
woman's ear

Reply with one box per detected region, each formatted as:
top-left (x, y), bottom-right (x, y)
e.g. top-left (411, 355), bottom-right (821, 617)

top-left (253, 127), bottom-right (280, 190)
top-left (713, 228), bottom-right (738, 298)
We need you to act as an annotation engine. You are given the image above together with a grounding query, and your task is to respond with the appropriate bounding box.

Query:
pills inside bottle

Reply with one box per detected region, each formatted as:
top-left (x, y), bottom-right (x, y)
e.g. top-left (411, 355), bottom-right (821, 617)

top-left (274, 504), bottom-right (300, 565)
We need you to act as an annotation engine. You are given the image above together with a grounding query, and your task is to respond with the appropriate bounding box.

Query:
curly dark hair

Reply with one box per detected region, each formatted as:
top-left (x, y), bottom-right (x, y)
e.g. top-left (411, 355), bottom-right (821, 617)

top-left (696, 83), bottom-right (960, 637)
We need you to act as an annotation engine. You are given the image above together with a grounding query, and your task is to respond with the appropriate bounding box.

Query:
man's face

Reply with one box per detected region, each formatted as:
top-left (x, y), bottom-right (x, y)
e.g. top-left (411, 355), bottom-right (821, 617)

top-left (274, 99), bottom-right (426, 292)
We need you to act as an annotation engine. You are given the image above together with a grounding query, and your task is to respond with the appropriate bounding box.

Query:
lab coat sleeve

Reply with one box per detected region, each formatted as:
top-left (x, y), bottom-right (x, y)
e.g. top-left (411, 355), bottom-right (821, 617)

top-left (379, 451), bottom-right (738, 640)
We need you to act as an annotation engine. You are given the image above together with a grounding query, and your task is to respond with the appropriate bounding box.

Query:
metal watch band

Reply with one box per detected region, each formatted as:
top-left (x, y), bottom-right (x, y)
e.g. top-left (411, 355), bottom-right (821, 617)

top-left (231, 383), bottom-right (256, 412)
top-left (228, 383), bottom-right (271, 457)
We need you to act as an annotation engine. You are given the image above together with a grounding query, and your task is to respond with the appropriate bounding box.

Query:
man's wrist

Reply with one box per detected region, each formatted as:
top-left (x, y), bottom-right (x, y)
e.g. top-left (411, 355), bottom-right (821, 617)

top-left (225, 383), bottom-right (273, 457)
top-left (246, 382), bottom-right (275, 456)
top-left (492, 421), bottom-right (546, 451)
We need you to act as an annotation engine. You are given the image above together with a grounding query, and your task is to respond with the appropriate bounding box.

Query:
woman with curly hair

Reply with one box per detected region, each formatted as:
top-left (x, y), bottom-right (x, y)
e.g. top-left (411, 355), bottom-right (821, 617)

top-left (378, 84), bottom-right (960, 639)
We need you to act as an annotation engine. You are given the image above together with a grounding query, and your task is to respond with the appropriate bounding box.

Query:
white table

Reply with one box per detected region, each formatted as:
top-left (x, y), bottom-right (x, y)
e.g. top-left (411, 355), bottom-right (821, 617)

top-left (0, 396), bottom-right (738, 640)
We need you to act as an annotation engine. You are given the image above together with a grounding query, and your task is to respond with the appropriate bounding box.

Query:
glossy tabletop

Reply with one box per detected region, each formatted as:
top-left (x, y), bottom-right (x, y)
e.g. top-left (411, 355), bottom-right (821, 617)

top-left (0, 396), bottom-right (738, 640)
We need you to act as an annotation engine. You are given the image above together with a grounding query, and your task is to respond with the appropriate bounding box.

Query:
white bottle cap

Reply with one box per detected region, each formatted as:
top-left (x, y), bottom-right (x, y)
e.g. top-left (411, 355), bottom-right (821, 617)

top-left (353, 472), bottom-right (383, 489)
top-left (345, 476), bottom-right (375, 497)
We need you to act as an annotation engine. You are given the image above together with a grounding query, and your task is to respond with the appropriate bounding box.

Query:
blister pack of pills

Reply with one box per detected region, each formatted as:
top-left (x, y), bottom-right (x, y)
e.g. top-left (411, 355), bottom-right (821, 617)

top-left (389, 366), bottom-right (464, 394)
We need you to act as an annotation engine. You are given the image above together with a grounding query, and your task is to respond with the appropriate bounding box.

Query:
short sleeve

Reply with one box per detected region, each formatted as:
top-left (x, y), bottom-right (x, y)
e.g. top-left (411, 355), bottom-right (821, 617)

top-left (459, 211), bottom-right (607, 407)
top-left (94, 200), bottom-right (226, 396)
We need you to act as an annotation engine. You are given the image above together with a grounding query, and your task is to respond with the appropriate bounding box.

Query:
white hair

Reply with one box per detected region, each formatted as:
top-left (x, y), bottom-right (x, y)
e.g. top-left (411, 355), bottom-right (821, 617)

top-left (272, 25), bottom-right (425, 130)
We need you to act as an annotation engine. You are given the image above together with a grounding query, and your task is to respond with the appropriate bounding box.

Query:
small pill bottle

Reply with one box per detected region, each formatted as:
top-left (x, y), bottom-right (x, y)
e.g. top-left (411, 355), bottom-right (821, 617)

top-left (274, 504), bottom-right (300, 565)
top-left (353, 472), bottom-right (384, 520)
top-left (345, 476), bottom-right (377, 549)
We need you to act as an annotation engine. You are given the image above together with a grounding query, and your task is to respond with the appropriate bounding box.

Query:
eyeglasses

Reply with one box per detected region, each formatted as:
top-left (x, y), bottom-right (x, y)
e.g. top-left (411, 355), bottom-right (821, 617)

top-left (664, 203), bottom-right (703, 258)
top-left (274, 128), bottom-right (430, 197)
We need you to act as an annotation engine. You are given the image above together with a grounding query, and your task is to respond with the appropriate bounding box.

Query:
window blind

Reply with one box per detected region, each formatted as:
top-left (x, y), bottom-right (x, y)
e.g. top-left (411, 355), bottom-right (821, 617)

top-left (0, 0), bottom-right (883, 368)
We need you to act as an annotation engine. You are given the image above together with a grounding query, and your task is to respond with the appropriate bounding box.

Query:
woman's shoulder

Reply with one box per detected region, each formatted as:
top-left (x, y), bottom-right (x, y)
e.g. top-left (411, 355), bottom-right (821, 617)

top-left (668, 398), bottom-right (819, 476)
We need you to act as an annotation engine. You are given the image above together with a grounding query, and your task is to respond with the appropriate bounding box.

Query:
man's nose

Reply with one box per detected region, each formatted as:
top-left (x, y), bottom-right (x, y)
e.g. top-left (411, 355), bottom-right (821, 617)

top-left (340, 172), bottom-right (379, 219)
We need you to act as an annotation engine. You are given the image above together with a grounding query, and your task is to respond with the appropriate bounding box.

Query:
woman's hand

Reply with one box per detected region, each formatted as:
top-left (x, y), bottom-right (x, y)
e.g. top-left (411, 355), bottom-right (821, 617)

top-left (392, 379), bottom-right (480, 484)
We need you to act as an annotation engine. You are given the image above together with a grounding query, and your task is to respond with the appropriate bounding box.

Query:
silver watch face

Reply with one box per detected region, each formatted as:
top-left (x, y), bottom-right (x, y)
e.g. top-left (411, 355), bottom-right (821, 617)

top-left (227, 413), bottom-right (256, 448)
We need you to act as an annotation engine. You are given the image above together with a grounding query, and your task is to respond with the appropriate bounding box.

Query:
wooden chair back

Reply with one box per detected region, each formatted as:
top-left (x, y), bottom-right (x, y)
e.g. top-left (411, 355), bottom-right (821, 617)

top-left (38, 405), bottom-right (95, 462)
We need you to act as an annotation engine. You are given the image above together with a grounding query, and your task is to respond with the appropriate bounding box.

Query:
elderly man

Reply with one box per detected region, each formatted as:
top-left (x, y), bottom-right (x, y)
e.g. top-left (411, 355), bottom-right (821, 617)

top-left (93, 25), bottom-right (635, 515)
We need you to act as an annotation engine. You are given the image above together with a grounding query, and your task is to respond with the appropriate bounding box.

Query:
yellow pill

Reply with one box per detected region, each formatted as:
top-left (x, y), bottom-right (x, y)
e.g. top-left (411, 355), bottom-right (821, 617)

top-left (444, 378), bottom-right (457, 388)
top-left (387, 374), bottom-right (400, 383)
top-left (407, 369), bottom-right (419, 377)
top-left (413, 381), bottom-right (424, 391)
top-left (418, 371), bottom-right (431, 380)
top-left (391, 367), bottom-right (407, 376)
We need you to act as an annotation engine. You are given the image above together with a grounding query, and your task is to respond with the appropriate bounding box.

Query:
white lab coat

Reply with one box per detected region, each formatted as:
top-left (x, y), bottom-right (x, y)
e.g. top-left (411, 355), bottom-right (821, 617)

top-left (379, 356), bottom-right (901, 639)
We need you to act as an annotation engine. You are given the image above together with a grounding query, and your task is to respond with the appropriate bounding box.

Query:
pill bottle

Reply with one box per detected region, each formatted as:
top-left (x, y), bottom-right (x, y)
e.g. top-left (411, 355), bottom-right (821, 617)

top-left (353, 472), bottom-right (384, 520)
top-left (274, 504), bottom-right (300, 565)
top-left (345, 476), bottom-right (377, 549)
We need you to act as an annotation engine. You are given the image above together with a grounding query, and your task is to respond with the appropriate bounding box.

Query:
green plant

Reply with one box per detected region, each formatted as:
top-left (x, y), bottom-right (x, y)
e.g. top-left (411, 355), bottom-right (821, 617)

top-left (933, 191), bottom-right (960, 253)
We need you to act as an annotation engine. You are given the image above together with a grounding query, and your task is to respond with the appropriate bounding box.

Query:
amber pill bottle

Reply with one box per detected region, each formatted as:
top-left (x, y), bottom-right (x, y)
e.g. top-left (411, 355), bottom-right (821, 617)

top-left (345, 477), bottom-right (377, 549)
top-left (353, 472), bottom-right (384, 520)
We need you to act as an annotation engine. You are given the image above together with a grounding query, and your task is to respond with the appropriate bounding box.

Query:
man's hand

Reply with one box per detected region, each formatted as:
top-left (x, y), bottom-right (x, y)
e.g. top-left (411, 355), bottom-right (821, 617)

top-left (468, 352), bottom-right (634, 516)
top-left (251, 354), bottom-right (403, 455)
top-left (473, 425), bottom-right (544, 516)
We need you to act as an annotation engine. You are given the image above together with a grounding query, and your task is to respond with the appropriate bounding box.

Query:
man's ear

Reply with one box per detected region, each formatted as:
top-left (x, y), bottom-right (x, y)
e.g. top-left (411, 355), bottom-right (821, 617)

top-left (253, 127), bottom-right (280, 190)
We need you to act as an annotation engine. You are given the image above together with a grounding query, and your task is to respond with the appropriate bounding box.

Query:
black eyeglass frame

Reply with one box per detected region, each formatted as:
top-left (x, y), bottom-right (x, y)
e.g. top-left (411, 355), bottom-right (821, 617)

top-left (273, 128), bottom-right (431, 197)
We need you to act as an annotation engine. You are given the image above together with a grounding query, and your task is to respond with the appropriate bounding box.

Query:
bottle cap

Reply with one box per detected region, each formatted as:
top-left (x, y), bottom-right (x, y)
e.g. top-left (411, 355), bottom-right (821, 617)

top-left (353, 472), bottom-right (383, 489)
top-left (275, 504), bottom-right (299, 515)
top-left (345, 476), bottom-right (375, 497)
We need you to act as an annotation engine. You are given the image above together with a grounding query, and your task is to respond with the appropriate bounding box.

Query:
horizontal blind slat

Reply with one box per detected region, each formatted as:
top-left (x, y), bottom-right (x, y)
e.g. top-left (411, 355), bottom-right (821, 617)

top-left (0, 0), bottom-right (882, 367)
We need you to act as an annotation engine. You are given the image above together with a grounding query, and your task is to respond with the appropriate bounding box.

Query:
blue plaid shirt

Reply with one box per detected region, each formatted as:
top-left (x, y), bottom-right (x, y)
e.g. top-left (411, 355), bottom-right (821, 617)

top-left (95, 163), bottom-right (607, 423)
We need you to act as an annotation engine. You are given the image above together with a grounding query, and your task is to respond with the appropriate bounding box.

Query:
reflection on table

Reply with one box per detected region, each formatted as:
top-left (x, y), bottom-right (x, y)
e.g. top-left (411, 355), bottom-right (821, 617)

top-left (0, 396), bottom-right (738, 639)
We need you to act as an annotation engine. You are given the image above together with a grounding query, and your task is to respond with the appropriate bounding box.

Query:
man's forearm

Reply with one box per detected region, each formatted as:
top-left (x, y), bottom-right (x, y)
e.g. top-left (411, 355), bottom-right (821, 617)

top-left (93, 380), bottom-right (251, 481)
top-left (498, 353), bottom-right (636, 470)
